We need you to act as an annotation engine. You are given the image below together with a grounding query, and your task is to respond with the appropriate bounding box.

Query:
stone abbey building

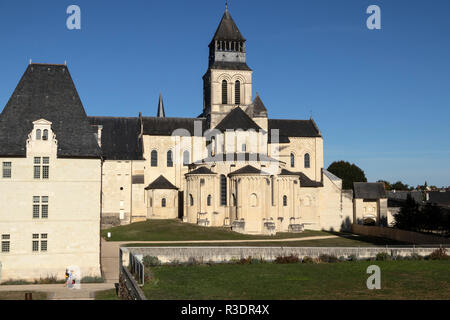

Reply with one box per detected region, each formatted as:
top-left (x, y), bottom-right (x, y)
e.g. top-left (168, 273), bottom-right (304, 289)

top-left (0, 8), bottom-right (387, 280)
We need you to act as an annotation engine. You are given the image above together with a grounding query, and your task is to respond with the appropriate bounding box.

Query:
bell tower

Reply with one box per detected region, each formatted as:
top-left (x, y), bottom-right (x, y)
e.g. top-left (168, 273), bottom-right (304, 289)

top-left (203, 5), bottom-right (253, 128)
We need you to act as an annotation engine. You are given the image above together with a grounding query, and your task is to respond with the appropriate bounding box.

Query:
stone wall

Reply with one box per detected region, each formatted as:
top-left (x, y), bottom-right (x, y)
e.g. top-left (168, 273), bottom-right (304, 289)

top-left (352, 224), bottom-right (450, 245)
top-left (121, 246), bottom-right (441, 265)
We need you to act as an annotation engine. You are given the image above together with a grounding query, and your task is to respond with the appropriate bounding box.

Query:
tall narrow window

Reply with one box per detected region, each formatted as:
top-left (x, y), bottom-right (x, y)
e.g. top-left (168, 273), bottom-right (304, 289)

top-left (189, 194), bottom-right (194, 206)
top-left (151, 150), bottom-right (158, 167)
top-left (167, 150), bottom-right (173, 167)
top-left (220, 175), bottom-right (227, 206)
top-left (242, 144), bottom-right (247, 152)
top-left (283, 195), bottom-right (288, 207)
top-left (34, 157), bottom-right (41, 179)
top-left (161, 198), bottom-right (166, 208)
top-left (43, 129), bottom-right (48, 141)
top-left (222, 80), bottom-right (228, 104)
top-left (290, 153), bottom-right (295, 168)
top-left (2, 162), bottom-right (11, 178)
top-left (235, 80), bottom-right (241, 105)
top-left (42, 157), bottom-right (49, 179)
top-left (1, 234), bottom-right (10, 253)
top-left (207, 195), bottom-right (212, 207)
top-left (304, 153), bottom-right (311, 169)
top-left (183, 150), bottom-right (190, 167)
top-left (36, 129), bottom-right (42, 140)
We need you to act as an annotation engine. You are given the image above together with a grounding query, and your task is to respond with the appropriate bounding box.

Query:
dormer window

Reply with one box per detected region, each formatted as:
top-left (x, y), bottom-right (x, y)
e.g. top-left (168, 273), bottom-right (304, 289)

top-left (32, 119), bottom-right (52, 142)
top-left (36, 129), bottom-right (42, 140)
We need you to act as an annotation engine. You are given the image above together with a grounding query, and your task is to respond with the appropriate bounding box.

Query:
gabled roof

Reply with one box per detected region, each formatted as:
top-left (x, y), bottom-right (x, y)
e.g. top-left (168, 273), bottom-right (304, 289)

top-left (268, 119), bottom-right (322, 142)
top-left (354, 182), bottom-right (387, 199)
top-left (145, 175), bottom-right (178, 190)
top-left (142, 117), bottom-right (206, 136)
top-left (89, 117), bottom-right (143, 160)
top-left (0, 64), bottom-right (101, 158)
top-left (229, 165), bottom-right (268, 176)
top-left (186, 166), bottom-right (216, 175)
top-left (280, 169), bottom-right (323, 188)
top-left (252, 94), bottom-right (268, 117)
top-left (211, 8), bottom-right (245, 44)
top-left (215, 107), bottom-right (262, 132)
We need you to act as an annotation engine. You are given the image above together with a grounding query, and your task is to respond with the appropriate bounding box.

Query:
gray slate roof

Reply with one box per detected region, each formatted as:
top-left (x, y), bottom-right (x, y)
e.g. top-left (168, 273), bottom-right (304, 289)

top-left (387, 191), bottom-right (423, 203)
top-left (142, 117), bottom-right (206, 136)
top-left (428, 191), bottom-right (450, 206)
top-left (268, 119), bottom-right (322, 143)
top-left (209, 61), bottom-right (252, 71)
top-left (215, 107), bottom-right (262, 132)
top-left (229, 165), bottom-right (267, 176)
top-left (89, 117), bottom-right (143, 160)
top-left (186, 166), bottom-right (216, 175)
top-left (211, 8), bottom-right (246, 43)
top-left (0, 64), bottom-right (101, 158)
top-left (279, 169), bottom-right (323, 188)
top-left (145, 175), bottom-right (178, 190)
top-left (354, 182), bottom-right (387, 199)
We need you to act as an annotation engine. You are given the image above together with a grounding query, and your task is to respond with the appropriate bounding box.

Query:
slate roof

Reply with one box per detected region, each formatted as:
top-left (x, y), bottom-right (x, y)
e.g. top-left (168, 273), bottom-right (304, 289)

top-left (211, 8), bottom-right (246, 43)
top-left (142, 117), bottom-right (206, 136)
top-left (89, 117), bottom-right (143, 160)
top-left (268, 119), bottom-right (322, 143)
top-left (252, 94), bottom-right (268, 118)
top-left (354, 182), bottom-right (387, 199)
top-left (195, 153), bottom-right (281, 164)
top-left (0, 64), bottom-right (101, 158)
top-left (387, 191), bottom-right (423, 204)
top-left (229, 165), bottom-right (267, 176)
top-left (428, 191), bottom-right (450, 206)
top-left (186, 166), bottom-right (216, 175)
top-left (215, 107), bottom-right (262, 132)
top-left (145, 175), bottom-right (178, 190)
top-left (279, 169), bottom-right (323, 188)
top-left (209, 61), bottom-right (252, 71)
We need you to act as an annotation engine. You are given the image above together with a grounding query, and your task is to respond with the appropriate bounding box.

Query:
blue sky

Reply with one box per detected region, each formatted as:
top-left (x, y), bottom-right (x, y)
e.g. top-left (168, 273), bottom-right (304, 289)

top-left (0, 0), bottom-right (449, 187)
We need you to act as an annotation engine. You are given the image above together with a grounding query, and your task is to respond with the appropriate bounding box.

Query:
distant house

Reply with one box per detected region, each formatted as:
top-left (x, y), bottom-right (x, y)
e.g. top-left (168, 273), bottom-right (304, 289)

top-left (353, 182), bottom-right (388, 226)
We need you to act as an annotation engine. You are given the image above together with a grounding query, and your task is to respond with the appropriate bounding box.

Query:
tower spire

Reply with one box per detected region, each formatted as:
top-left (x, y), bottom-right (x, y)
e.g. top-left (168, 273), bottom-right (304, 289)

top-left (157, 93), bottom-right (166, 118)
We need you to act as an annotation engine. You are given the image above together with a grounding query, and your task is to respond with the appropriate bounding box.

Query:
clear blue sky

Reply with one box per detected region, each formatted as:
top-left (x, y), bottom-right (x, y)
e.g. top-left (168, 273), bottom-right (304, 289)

top-left (0, 0), bottom-right (449, 187)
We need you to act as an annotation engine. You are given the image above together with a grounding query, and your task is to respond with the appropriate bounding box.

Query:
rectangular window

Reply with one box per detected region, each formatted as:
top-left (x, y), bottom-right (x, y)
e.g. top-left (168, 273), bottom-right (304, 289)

top-left (2, 162), bottom-right (11, 178)
top-left (32, 196), bottom-right (49, 219)
top-left (34, 166), bottom-right (41, 179)
top-left (32, 234), bottom-right (47, 252)
top-left (1, 234), bottom-right (10, 253)
top-left (33, 157), bottom-right (49, 180)
top-left (42, 166), bottom-right (49, 179)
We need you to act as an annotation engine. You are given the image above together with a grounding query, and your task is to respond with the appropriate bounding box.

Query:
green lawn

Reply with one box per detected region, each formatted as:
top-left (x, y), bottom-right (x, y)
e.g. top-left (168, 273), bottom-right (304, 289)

top-left (142, 261), bottom-right (450, 300)
top-left (94, 289), bottom-right (119, 300)
top-left (102, 219), bottom-right (329, 242)
top-left (0, 291), bottom-right (47, 300)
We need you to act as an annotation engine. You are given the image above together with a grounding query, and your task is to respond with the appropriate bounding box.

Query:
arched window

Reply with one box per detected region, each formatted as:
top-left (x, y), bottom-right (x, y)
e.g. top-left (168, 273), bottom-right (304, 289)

top-left (232, 194), bottom-right (237, 207)
top-left (222, 80), bottom-right (228, 104)
top-left (207, 195), bottom-right (212, 206)
top-left (220, 175), bottom-right (227, 206)
top-left (189, 194), bottom-right (194, 206)
top-left (36, 129), bottom-right (42, 140)
top-left (250, 193), bottom-right (258, 207)
top-left (242, 144), bottom-right (247, 152)
top-left (235, 80), bottom-right (241, 105)
top-left (290, 153), bottom-right (295, 168)
top-left (161, 198), bottom-right (166, 208)
top-left (151, 150), bottom-right (158, 167)
top-left (283, 195), bottom-right (288, 207)
top-left (304, 153), bottom-right (310, 169)
top-left (167, 150), bottom-right (173, 167)
top-left (211, 137), bottom-right (216, 157)
top-left (43, 129), bottom-right (48, 141)
top-left (183, 150), bottom-right (190, 167)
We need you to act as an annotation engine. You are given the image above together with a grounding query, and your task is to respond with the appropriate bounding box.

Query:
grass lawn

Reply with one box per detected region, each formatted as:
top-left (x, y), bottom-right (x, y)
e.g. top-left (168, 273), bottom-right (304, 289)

top-left (0, 291), bottom-right (47, 300)
top-left (94, 289), bottom-right (119, 300)
top-left (143, 261), bottom-right (450, 300)
top-left (102, 219), bottom-right (329, 242)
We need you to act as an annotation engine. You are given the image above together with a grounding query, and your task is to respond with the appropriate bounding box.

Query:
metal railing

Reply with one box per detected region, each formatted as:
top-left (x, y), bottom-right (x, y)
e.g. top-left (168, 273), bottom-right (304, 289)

top-left (129, 252), bottom-right (145, 286)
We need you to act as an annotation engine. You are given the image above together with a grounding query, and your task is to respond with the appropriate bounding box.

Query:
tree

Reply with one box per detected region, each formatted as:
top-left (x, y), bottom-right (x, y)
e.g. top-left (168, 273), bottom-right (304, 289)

top-left (327, 161), bottom-right (367, 190)
top-left (393, 194), bottom-right (420, 231)
top-left (378, 180), bottom-right (392, 191)
top-left (391, 181), bottom-right (411, 191)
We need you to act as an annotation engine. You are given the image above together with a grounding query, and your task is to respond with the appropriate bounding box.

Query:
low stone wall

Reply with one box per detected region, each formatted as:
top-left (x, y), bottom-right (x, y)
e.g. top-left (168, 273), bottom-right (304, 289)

top-left (121, 246), bottom-right (440, 265)
top-left (118, 266), bottom-right (147, 300)
top-left (352, 224), bottom-right (450, 245)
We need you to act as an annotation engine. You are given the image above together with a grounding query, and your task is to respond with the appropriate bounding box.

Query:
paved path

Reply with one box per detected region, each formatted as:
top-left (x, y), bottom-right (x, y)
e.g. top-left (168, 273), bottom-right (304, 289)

top-left (0, 283), bottom-right (115, 300)
top-left (100, 235), bottom-right (339, 283)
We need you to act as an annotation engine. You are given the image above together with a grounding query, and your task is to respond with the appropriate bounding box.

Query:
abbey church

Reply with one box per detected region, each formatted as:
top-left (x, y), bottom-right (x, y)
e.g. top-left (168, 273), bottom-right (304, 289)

top-left (0, 7), bottom-right (384, 280)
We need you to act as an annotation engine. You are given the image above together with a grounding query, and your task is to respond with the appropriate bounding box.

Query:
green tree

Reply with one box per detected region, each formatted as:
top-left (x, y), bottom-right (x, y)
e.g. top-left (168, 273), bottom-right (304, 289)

top-left (378, 180), bottom-right (392, 191)
top-left (393, 194), bottom-right (420, 231)
top-left (391, 181), bottom-right (411, 191)
top-left (327, 161), bottom-right (367, 190)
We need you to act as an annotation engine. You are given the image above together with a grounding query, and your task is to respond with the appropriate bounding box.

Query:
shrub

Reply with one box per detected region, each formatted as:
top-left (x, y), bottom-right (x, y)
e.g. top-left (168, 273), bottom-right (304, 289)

top-left (81, 276), bottom-right (104, 283)
top-left (347, 254), bottom-right (358, 262)
top-left (426, 248), bottom-right (449, 260)
top-left (169, 259), bottom-right (181, 267)
top-left (376, 252), bottom-right (391, 261)
top-left (302, 256), bottom-right (314, 264)
top-left (250, 258), bottom-right (265, 264)
top-left (338, 256), bottom-right (346, 262)
top-left (187, 257), bottom-right (202, 266)
top-left (275, 254), bottom-right (300, 264)
top-left (237, 256), bottom-right (253, 265)
top-left (318, 254), bottom-right (338, 263)
top-left (34, 275), bottom-right (63, 284)
top-left (1, 279), bottom-right (32, 285)
top-left (409, 253), bottom-right (424, 261)
top-left (143, 256), bottom-right (161, 267)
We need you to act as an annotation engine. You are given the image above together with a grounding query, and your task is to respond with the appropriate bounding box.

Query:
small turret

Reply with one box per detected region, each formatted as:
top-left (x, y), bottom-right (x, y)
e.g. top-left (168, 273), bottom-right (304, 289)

top-left (157, 93), bottom-right (166, 118)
